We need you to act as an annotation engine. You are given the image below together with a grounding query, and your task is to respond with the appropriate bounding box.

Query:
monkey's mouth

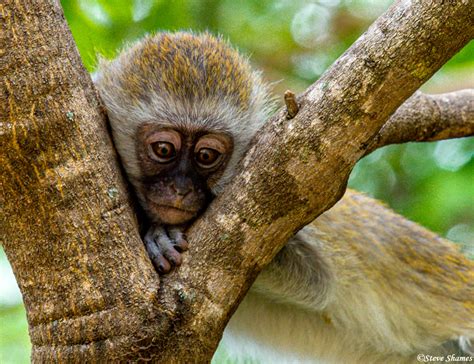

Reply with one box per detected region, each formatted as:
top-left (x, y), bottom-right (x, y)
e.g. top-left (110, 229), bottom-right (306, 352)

top-left (150, 203), bottom-right (198, 225)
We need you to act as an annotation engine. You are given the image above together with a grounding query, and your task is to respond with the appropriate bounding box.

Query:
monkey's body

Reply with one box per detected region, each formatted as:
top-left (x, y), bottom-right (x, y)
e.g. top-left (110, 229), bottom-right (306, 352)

top-left (221, 189), bottom-right (474, 363)
top-left (95, 32), bottom-right (474, 363)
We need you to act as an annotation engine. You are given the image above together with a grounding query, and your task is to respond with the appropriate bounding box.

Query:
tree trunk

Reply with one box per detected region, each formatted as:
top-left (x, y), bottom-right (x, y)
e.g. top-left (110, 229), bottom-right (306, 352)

top-left (1, 0), bottom-right (160, 361)
top-left (0, 0), bottom-right (472, 362)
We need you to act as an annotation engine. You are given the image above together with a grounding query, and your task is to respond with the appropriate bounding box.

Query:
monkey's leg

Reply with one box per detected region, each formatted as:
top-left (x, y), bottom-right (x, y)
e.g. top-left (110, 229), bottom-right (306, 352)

top-left (144, 224), bottom-right (189, 273)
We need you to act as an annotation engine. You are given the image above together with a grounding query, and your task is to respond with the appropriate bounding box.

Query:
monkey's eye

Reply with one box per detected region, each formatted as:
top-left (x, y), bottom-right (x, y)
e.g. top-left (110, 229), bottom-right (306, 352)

top-left (151, 142), bottom-right (176, 162)
top-left (195, 148), bottom-right (221, 168)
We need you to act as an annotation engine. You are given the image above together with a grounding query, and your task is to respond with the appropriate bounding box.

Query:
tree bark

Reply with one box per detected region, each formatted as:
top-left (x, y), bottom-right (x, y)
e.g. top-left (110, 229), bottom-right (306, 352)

top-left (1, 1), bottom-right (160, 362)
top-left (366, 89), bottom-right (474, 155)
top-left (0, 0), bottom-right (472, 363)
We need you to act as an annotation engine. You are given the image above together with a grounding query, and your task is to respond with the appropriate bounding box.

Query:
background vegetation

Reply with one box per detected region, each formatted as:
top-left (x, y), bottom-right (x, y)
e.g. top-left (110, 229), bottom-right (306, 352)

top-left (1, 0), bottom-right (472, 362)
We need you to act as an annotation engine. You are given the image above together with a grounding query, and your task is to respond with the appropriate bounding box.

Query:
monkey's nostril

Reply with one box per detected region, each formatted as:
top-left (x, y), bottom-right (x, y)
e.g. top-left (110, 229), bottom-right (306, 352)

top-left (170, 179), bottom-right (193, 196)
top-left (171, 183), bottom-right (192, 197)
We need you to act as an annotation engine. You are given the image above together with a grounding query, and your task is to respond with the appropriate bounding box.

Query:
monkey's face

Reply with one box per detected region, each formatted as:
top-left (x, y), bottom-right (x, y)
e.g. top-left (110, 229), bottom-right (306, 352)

top-left (135, 123), bottom-right (233, 225)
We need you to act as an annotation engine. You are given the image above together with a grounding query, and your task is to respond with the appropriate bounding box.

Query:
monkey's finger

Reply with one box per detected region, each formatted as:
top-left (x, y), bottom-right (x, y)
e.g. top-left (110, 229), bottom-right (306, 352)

top-left (168, 229), bottom-right (189, 252)
top-left (153, 254), bottom-right (171, 274)
top-left (144, 234), bottom-right (172, 274)
top-left (173, 237), bottom-right (189, 252)
top-left (163, 247), bottom-right (183, 267)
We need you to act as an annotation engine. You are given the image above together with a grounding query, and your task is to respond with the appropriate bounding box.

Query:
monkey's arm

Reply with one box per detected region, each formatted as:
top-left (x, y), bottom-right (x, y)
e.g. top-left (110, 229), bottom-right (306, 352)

top-left (251, 232), bottom-right (334, 311)
top-left (249, 189), bottom-right (474, 356)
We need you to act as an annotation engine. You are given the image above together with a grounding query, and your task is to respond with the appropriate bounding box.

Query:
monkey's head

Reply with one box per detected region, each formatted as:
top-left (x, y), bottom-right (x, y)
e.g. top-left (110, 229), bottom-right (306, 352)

top-left (95, 32), bottom-right (272, 225)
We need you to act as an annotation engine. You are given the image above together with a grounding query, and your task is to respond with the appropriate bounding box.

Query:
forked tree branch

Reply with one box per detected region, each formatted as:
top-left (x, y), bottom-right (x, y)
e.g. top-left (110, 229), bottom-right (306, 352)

top-left (155, 2), bottom-right (474, 361)
top-left (366, 89), bottom-right (474, 155)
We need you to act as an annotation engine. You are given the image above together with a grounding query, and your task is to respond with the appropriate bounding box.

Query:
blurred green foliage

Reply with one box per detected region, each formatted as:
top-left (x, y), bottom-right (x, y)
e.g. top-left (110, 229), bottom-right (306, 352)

top-left (0, 305), bottom-right (30, 364)
top-left (1, 0), bottom-right (472, 363)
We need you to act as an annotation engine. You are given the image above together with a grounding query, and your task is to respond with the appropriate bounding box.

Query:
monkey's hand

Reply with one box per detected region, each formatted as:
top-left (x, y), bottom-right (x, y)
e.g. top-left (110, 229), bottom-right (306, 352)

top-left (144, 224), bottom-right (189, 274)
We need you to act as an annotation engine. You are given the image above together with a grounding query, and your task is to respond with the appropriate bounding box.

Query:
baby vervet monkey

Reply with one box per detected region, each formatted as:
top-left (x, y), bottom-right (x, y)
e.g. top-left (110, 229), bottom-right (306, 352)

top-left (94, 32), bottom-right (473, 363)
top-left (95, 32), bottom-right (270, 273)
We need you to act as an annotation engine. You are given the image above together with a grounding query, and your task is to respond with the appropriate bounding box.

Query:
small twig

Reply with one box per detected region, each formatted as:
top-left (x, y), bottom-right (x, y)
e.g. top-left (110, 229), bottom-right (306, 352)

top-left (284, 90), bottom-right (299, 119)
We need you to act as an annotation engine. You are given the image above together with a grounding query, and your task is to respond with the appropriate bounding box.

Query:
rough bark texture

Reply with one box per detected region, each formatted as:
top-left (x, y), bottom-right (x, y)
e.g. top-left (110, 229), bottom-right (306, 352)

top-left (0, 0), bottom-right (473, 363)
top-left (366, 89), bottom-right (474, 154)
top-left (0, 1), bottom-right (161, 362)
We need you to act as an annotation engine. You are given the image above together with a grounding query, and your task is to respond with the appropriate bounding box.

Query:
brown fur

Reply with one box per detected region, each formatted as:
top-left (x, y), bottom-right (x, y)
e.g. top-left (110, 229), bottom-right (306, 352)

top-left (99, 32), bottom-right (253, 111)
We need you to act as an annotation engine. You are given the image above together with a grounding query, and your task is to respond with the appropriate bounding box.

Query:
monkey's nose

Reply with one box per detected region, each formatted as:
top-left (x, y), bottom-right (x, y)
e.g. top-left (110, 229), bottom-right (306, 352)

top-left (171, 183), bottom-right (192, 197)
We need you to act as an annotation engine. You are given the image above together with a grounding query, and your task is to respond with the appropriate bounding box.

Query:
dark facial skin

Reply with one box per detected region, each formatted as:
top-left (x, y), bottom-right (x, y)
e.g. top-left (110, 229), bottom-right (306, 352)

top-left (135, 123), bottom-right (233, 273)
top-left (136, 124), bottom-right (233, 224)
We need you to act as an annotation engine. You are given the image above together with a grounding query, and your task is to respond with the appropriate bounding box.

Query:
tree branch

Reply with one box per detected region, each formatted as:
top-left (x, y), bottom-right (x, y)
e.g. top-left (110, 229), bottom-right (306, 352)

top-left (366, 89), bottom-right (474, 155)
top-left (154, 2), bottom-right (474, 361)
